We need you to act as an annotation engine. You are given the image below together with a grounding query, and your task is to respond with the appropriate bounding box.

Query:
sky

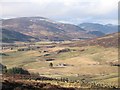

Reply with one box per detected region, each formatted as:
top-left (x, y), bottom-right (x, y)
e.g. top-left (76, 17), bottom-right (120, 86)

top-left (0, 0), bottom-right (119, 25)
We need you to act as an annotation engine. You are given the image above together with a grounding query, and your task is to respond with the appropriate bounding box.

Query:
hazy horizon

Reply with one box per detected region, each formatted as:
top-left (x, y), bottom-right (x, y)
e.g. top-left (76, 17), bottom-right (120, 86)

top-left (0, 0), bottom-right (119, 25)
top-left (1, 16), bottom-right (118, 25)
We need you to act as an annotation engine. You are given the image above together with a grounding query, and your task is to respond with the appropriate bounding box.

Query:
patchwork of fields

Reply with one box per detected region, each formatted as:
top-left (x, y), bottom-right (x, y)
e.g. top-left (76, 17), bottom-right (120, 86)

top-left (1, 41), bottom-right (119, 88)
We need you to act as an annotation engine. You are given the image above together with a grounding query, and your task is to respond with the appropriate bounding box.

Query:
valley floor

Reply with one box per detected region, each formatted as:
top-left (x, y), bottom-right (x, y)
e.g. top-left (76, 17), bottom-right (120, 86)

top-left (1, 41), bottom-right (119, 89)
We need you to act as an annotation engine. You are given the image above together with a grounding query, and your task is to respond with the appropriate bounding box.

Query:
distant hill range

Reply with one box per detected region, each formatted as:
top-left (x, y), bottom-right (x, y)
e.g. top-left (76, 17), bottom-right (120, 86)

top-left (79, 23), bottom-right (118, 34)
top-left (1, 17), bottom-right (118, 42)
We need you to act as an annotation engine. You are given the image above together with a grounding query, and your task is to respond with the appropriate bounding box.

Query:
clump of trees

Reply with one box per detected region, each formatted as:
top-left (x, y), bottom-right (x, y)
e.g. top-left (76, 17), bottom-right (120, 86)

top-left (57, 48), bottom-right (70, 54)
top-left (0, 63), bottom-right (30, 75)
top-left (0, 63), bottom-right (7, 74)
top-left (0, 53), bottom-right (9, 56)
top-left (49, 62), bottom-right (53, 68)
top-left (7, 67), bottom-right (30, 75)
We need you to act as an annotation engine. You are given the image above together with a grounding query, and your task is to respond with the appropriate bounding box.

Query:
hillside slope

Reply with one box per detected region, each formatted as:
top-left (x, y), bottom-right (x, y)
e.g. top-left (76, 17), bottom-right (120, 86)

top-left (2, 17), bottom-right (97, 41)
top-left (1, 28), bottom-right (36, 43)
top-left (64, 32), bottom-right (119, 48)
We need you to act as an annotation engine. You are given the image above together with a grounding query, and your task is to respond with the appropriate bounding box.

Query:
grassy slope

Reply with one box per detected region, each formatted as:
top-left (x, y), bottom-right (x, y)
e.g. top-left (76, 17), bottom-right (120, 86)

top-left (2, 28), bottom-right (34, 43)
top-left (2, 51), bottom-right (40, 68)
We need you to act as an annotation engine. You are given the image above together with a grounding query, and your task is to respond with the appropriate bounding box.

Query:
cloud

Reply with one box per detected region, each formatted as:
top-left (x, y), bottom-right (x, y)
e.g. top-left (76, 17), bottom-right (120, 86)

top-left (0, 0), bottom-right (119, 24)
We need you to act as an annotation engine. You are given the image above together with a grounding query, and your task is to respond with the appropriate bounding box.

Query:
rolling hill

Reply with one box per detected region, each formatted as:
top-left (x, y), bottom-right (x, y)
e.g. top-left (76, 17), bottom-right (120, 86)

top-left (79, 23), bottom-right (117, 34)
top-left (68, 32), bottom-right (119, 48)
top-left (86, 30), bottom-right (105, 37)
top-left (1, 28), bottom-right (36, 43)
top-left (1, 17), bottom-right (98, 41)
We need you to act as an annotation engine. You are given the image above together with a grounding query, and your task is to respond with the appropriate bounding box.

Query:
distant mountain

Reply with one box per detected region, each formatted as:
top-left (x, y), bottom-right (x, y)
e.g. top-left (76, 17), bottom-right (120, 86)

top-left (1, 17), bottom-right (98, 41)
top-left (86, 31), bottom-right (105, 37)
top-left (1, 28), bottom-right (35, 43)
top-left (78, 23), bottom-right (118, 34)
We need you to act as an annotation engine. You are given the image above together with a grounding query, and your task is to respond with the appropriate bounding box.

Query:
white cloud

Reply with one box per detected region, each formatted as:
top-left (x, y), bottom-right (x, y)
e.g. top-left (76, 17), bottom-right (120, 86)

top-left (0, 0), bottom-right (119, 24)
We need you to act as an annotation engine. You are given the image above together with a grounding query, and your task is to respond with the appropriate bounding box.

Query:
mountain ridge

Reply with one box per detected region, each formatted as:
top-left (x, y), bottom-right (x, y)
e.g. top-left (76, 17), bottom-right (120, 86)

top-left (1, 17), bottom-right (118, 42)
top-left (78, 22), bottom-right (117, 34)
top-left (1, 17), bottom-right (98, 41)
